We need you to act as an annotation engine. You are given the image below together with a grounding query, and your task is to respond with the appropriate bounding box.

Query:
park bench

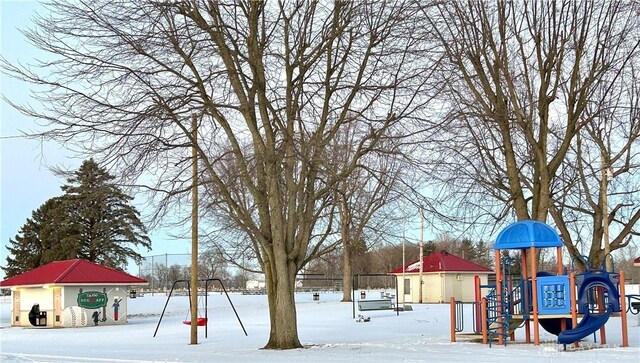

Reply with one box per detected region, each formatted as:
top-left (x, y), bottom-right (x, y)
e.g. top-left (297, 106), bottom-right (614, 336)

top-left (358, 298), bottom-right (394, 311)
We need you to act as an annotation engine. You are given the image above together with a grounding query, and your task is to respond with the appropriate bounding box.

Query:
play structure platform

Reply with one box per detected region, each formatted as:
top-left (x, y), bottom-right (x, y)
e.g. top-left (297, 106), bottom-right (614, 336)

top-left (449, 220), bottom-right (631, 349)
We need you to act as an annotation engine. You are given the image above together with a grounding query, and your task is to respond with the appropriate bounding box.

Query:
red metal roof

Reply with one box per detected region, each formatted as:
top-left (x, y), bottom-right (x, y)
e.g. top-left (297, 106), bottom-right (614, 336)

top-left (390, 251), bottom-right (493, 274)
top-left (0, 259), bottom-right (147, 287)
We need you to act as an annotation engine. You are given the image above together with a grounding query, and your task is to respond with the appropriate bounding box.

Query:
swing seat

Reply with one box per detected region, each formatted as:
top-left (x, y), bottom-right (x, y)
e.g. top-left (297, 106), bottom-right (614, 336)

top-left (183, 317), bottom-right (207, 326)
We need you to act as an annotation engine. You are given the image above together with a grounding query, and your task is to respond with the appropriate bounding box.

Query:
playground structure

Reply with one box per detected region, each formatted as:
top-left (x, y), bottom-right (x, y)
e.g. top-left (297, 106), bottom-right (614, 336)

top-left (450, 220), bottom-right (631, 348)
top-left (153, 278), bottom-right (247, 338)
top-left (351, 273), bottom-right (399, 319)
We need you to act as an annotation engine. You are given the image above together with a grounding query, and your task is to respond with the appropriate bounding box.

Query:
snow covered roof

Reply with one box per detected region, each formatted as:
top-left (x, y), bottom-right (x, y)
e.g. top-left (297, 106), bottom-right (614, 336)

top-left (0, 259), bottom-right (148, 288)
top-left (390, 251), bottom-right (492, 274)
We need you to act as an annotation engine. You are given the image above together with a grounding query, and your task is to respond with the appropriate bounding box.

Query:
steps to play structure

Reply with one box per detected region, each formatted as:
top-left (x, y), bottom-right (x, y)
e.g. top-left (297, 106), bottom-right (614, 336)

top-left (449, 220), bottom-right (631, 350)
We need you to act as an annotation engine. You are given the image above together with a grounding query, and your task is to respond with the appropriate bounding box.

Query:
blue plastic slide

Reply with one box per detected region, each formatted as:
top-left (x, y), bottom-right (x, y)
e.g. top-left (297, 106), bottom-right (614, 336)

top-left (557, 304), bottom-right (613, 344)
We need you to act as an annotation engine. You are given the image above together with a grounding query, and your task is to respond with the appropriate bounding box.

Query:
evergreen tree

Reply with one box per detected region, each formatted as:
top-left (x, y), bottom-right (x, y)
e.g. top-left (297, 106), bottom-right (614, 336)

top-left (3, 197), bottom-right (76, 277)
top-left (459, 238), bottom-right (476, 260)
top-left (474, 240), bottom-right (494, 269)
top-left (59, 159), bottom-right (151, 268)
top-left (2, 159), bottom-right (151, 276)
top-left (423, 241), bottom-right (438, 255)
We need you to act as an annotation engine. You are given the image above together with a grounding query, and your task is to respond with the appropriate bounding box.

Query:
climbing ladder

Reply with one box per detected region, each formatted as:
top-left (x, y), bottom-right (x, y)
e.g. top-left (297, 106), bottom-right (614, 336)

top-left (485, 256), bottom-right (523, 346)
top-left (485, 285), bottom-right (510, 346)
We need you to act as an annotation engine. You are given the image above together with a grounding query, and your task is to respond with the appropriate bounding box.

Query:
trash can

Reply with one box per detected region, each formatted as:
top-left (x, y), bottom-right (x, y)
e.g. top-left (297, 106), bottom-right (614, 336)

top-left (360, 291), bottom-right (366, 299)
top-left (36, 311), bottom-right (47, 326)
top-left (313, 292), bottom-right (320, 301)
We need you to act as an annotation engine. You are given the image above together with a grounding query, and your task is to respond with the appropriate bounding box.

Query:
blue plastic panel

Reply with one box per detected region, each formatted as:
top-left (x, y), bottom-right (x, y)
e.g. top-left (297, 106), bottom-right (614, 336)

top-left (537, 275), bottom-right (571, 315)
top-left (493, 220), bottom-right (563, 250)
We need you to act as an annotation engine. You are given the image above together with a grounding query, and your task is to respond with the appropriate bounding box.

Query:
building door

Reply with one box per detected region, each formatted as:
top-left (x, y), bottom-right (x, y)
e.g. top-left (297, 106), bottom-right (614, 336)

top-left (12, 290), bottom-right (20, 327)
top-left (53, 288), bottom-right (62, 326)
top-left (453, 275), bottom-right (463, 301)
top-left (403, 278), bottom-right (412, 303)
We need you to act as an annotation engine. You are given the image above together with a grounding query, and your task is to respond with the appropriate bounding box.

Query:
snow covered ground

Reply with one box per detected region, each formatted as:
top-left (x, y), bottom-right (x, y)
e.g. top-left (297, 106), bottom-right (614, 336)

top-left (0, 291), bottom-right (638, 362)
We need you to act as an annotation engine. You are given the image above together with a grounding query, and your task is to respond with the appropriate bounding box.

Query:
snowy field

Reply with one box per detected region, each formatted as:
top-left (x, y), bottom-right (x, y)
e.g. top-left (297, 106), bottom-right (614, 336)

top-left (0, 291), bottom-right (639, 362)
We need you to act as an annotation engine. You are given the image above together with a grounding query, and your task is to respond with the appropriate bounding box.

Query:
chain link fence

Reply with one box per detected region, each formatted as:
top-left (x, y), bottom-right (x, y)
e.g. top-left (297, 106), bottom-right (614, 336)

top-left (137, 254), bottom-right (192, 295)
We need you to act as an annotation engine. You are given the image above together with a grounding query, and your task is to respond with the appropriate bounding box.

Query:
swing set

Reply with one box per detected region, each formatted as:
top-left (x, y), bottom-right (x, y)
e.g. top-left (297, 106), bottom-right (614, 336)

top-left (153, 278), bottom-right (247, 338)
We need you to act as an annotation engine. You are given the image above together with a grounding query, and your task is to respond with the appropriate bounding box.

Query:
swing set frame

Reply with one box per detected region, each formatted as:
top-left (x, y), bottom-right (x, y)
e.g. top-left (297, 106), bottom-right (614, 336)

top-left (153, 278), bottom-right (248, 338)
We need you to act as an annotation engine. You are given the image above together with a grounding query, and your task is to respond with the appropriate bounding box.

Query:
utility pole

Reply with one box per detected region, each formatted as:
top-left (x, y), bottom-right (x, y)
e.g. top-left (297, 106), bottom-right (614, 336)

top-left (419, 210), bottom-right (424, 304)
top-left (190, 114), bottom-right (199, 344)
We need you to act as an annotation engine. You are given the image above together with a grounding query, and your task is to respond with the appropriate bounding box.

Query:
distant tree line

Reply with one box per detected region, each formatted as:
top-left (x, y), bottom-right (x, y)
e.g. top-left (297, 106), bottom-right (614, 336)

top-left (303, 234), bottom-right (494, 278)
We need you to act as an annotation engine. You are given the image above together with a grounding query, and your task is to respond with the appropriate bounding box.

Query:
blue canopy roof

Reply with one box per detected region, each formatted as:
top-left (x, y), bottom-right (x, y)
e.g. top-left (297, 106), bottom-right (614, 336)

top-left (493, 220), bottom-right (563, 250)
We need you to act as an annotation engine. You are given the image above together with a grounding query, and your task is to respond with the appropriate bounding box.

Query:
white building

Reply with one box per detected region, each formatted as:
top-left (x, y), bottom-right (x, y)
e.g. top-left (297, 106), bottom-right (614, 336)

top-left (390, 251), bottom-right (492, 303)
top-left (0, 259), bottom-right (148, 327)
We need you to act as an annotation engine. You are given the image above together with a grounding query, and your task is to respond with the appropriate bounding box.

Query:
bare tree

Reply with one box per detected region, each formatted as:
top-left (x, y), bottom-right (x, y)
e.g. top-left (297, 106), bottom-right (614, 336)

top-left (326, 123), bottom-right (405, 301)
top-left (422, 1), bottom-right (640, 268)
top-left (551, 62), bottom-right (640, 269)
top-left (3, 0), bottom-right (433, 349)
top-left (198, 248), bottom-right (229, 281)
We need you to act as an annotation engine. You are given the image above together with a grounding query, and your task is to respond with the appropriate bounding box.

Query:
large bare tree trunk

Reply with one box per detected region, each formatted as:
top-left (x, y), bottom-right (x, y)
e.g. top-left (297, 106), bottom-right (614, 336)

top-left (264, 257), bottom-right (300, 348)
top-left (341, 244), bottom-right (353, 302)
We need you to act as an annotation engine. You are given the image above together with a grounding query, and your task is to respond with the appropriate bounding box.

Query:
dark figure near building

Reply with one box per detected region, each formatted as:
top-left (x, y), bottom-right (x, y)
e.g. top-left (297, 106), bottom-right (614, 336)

top-left (28, 304), bottom-right (40, 326)
top-left (92, 310), bottom-right (101, 326)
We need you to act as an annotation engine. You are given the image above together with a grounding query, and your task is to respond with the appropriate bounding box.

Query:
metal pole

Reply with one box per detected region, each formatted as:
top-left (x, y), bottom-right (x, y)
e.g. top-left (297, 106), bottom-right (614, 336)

top-left (151, 255), bottom-right (155, 296)
top-left (190, 114), bottom-right (199, 345)
top-left (419, 210), bottom-right (424, 304)
top-left (402, 217), bottom-right (406, 305)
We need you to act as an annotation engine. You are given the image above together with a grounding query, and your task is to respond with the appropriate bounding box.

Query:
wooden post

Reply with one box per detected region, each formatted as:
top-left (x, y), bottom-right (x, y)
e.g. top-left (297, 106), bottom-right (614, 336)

top-left (481, 297), bottom-right (488, 344)
top-left (190, 114), bottom-right (199, 345)
top-left (570, 272), bottom-right (578, 349)
top-left (474, 275), bottom-right (482, 334)
top-left (620, 271), bottom-right (628, 347)
top-left (531, 246), bottom-right (539, 345)
top-left (556, 246), bottom-right (566, 333)
top-left (556, 247), bottom-right (563, 275)
top-left (494, 249), bottom-right (503, 346)
top-left (450, 297), bottom-right (456, 342)
top-left (521, 249), bottom-right (530, 343)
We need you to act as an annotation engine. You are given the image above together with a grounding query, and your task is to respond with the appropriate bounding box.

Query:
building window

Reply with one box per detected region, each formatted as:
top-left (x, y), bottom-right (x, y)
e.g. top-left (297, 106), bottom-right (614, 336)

top-left (56, 315), bottom-right (60, 322)
top-left (15, 316), bottom-right (19, 322)
top-left (456, 274), bottom-right (462, 281)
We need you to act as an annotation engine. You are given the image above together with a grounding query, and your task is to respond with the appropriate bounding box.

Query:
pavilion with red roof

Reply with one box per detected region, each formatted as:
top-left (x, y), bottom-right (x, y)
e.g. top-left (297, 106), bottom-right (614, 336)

top-left (0, 259), bottom-right (147, 328)
top-left (390, 251), bottom-right (492, 303)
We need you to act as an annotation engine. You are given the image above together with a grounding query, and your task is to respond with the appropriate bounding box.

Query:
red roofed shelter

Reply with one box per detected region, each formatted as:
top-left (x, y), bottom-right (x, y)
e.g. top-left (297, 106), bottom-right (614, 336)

top-left (0, 259), bottom-right (147, 328)
top-left (390, 251), bottom-right (492, 303)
